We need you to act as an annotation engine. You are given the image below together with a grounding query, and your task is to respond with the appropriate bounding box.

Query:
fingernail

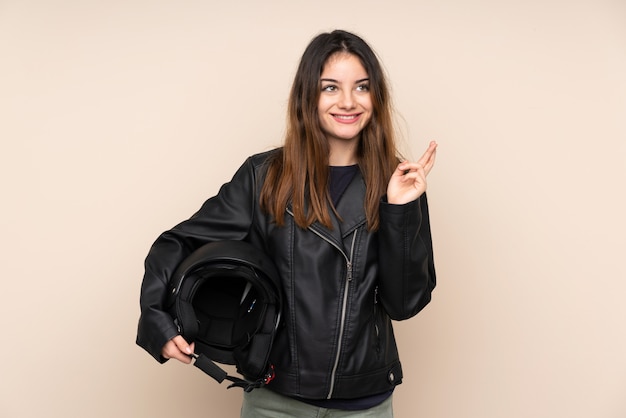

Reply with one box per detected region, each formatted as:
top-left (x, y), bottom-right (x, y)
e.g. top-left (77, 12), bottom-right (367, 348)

top-left (185, 346), bottom-right (191, 354)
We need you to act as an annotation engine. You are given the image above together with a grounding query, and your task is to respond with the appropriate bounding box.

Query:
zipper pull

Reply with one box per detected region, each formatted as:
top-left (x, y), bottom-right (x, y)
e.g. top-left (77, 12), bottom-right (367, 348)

top-left (347, 261), bottom-right (353, 281)
top-left (374, 286), bottom-right (379, 304)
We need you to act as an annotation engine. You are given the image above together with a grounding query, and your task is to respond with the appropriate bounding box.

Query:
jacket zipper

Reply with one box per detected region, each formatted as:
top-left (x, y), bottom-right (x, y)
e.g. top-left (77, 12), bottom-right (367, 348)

top-left (326, 229), bottom-right (357, 398)
top-left (285, 208), bottom-right (358, 398)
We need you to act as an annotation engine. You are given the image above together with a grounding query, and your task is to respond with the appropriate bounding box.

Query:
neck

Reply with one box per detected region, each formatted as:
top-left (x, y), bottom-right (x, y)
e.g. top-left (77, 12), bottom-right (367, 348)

top-left (328, 139), bottom-right (358, 166)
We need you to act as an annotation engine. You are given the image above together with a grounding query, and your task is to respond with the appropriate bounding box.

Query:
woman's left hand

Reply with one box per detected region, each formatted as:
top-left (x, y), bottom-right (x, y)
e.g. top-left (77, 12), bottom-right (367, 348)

top-left (387, 141), bottom-right (437, 205)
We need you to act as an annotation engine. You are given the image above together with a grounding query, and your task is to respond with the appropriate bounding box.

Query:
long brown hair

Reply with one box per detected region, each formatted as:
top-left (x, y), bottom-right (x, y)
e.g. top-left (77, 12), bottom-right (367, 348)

top-left (260, 30), bottom-right (399, 231)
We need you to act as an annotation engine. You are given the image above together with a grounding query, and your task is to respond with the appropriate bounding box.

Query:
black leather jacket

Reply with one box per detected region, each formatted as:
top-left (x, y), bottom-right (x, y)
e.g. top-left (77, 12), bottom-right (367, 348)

top-left (137, 149), bottom-right (436, 400)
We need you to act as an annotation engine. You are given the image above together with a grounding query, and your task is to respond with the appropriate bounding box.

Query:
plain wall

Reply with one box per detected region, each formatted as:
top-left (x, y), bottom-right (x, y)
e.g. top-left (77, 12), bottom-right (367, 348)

top-left (1, 0), bottom-right (625, 417)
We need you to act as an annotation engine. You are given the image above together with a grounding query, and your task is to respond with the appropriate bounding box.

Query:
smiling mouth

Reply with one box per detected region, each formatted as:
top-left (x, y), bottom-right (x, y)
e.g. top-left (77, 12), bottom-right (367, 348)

top-left (332, 113), bottom-right (361, 122)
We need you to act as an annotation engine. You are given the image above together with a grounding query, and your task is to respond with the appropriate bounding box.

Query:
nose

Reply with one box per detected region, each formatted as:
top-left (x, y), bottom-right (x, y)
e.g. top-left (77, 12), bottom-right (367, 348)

top-left (338, 90), bottom-right (356, 109)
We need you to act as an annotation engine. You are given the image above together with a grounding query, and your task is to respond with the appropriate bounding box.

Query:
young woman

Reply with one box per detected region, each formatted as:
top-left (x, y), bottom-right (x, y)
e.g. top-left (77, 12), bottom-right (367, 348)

top-left (137, 29), bottom-right (437, 417)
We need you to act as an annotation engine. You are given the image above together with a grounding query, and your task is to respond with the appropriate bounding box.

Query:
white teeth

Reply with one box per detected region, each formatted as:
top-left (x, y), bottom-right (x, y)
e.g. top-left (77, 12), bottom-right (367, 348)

top-left (334, 114), bottom-right (357, 120)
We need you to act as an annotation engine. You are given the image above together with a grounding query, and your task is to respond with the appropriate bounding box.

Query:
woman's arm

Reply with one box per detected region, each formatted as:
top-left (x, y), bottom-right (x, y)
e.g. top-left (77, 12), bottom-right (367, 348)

top-left (377, 194), bottom-right (436, 320)
top-left (377, 142), bottom-right (437, 319)
top-left (136, 157), bottom-right (260, 361)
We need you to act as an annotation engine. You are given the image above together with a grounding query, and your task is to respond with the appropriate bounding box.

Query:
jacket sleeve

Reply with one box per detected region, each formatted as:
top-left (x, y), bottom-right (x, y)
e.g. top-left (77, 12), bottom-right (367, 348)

top-left (377, 193), bottom-right (436, 320)
top-left (136, 157), bottom-right (259, 362)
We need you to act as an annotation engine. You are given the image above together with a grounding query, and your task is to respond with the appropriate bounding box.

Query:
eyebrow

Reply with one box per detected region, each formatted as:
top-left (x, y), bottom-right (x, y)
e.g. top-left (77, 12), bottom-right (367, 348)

top-left (320, 78), bottom-right (370, 83)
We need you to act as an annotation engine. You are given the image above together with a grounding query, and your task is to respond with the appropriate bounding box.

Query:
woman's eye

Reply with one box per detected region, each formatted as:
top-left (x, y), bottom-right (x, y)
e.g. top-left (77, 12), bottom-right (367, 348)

top-left (356, 84), bottom-right (370, 92)
top-left (322, 85), bottom-right (337, 92)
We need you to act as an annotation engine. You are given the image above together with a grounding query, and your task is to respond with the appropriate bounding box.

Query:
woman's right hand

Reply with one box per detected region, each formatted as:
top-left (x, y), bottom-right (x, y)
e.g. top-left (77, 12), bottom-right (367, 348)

top-left (161, 335), bottom-right (195, 364)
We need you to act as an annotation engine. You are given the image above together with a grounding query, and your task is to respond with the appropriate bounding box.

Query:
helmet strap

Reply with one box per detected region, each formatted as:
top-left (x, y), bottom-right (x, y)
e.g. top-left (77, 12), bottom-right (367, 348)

top-left (191, 352), bottom-right (275, 392)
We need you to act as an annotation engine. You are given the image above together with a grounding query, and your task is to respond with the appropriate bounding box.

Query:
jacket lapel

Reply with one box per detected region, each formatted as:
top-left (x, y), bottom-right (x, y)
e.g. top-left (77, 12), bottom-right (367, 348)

top-left (286, 170), bottom-right (367, 250)
top-left (334, 169), bottom-right (367, 236)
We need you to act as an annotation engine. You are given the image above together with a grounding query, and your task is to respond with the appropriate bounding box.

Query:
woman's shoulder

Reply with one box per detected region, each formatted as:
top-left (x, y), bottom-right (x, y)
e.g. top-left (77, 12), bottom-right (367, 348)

top-left (247, 147), bottom-right (282, 168)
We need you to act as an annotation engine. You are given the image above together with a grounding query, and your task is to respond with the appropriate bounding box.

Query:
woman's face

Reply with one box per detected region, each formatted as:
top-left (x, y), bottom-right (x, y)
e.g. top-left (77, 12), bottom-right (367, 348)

top-left (317, 53), bottom-right (372, 149)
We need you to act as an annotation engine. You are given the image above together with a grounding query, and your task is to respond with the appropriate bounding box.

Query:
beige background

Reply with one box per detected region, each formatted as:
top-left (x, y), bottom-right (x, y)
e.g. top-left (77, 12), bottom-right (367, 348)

top-left (1, 0), bottom-right (625, 417)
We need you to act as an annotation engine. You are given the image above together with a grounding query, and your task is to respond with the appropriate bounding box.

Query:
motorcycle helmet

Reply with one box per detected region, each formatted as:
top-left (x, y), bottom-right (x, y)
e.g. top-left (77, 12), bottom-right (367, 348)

top-left (166, 240), bottom-right (282, 391)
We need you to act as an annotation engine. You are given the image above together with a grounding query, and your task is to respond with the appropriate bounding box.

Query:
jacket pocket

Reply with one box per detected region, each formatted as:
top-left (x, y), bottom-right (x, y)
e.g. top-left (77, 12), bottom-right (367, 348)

top-left (372, 286), bottom-right (382, 360)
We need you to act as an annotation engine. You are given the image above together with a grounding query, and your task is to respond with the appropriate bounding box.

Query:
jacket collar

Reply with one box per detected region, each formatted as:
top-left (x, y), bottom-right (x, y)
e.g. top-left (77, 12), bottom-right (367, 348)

top-left (333, 168), bottom-right (367, 236)
top-left (298, 169), bottom-right (367, 249)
